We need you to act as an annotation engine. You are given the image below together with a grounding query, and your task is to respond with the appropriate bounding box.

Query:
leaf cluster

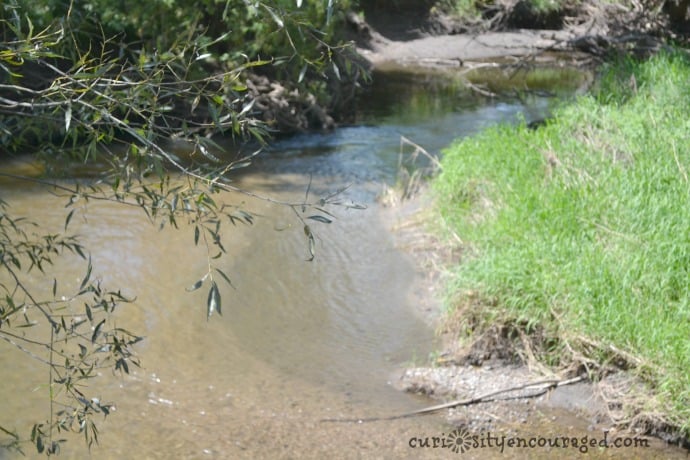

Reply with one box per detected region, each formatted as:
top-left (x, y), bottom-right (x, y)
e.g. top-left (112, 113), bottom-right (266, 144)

top-left (1, 0), bottom-right (363, 167)
top-left (1, 15), bottom-right (264, 161)
top-left (0, 199), bottom-right (141, 455)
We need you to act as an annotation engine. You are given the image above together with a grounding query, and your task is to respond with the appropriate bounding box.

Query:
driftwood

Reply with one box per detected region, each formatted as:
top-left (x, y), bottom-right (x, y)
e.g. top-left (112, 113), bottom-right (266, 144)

top-left (321, 374), bottom-right (586, 423)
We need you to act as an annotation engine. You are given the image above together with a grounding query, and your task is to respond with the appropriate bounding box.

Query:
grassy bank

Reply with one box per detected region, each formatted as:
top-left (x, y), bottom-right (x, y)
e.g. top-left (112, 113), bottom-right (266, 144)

top-left (433, 51), bottom-right (690, 437)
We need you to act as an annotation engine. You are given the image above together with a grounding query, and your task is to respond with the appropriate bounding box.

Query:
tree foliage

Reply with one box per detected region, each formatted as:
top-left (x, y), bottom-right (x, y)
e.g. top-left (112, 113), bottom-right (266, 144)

top-left (1, 0), bottom-right (359, 155)
top-left (1, 0), bottom-right (363, 455)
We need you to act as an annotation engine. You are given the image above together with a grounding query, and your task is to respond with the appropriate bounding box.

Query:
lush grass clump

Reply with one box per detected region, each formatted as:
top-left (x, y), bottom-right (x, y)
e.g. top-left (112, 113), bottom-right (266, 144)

top-left (434, 51), bottom-right (690, 434)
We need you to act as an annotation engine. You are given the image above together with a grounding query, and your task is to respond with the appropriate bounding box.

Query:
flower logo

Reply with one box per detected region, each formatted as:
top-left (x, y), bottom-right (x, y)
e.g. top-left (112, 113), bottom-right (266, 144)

top-left (446, 428), bottom-right (473, 454)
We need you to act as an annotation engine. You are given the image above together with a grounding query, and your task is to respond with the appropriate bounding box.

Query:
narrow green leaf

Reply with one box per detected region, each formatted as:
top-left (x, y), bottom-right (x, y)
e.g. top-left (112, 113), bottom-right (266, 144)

top-left (215, 268), bottom-right (234, 288)
top-left (116, 358), bottom-right (129, 374)
top-left (26, 14), bottom-right (34, 38)
top-left (85, 304), bottom-right (93, 322)
top-left (65, 208), bottom-right (75, 231)
top-left (263, 4), bottom-right (284, 28)
top-left (222, 0), bottom-right (231, 20)
top-left (229, 160), bottom-right (252, 170)
top-left (200, 193), bottom-right (217, 208)
top-left (91, 319), bottom-right (105, 343)
top-left (197, 143), bottom-right (221, 163)
top-left (298, 63), bottom-right (308, 83)
top-left (208, 101), bottom-right (220, 127)
top-left (194, 226), bottom-right (200, 246)
top-left (304, 225), bottom-right (315, 261)
top-left (79, 257), bottom-right (92, 292)
top-left (243, 58), bottom-right (273, 68)
top-left (74, 244), bottom-right (86, 259)
top-left (327, 0), bottom-right (334, 24)
top-left (238, 98), bottom-right (256, 117)
top-left (186, 277), bottom-right (204, 292)
top-left (191, 95), bottom-right (201, 113)
top-left (36, 434), bottom-right (44, 454)
top-left (64, 103), bottom-right (72, 133)
top-left (89, 420), bottom-right (99, 446)
top-left (207, 281), bottom-right (221, 319)
top-left (308, 215), bottom-right (332, 224)
top-left (0, 425), bottom-right (18, 439)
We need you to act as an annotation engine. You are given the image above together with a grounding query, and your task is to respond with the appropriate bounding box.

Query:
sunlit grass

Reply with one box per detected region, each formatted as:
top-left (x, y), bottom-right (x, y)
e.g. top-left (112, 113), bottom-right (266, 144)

top-left (436, 0), bottom-right (483, 19)
top-left (529, 0), bottom-right (564, 13)
top-left (434, 51), bottom-right (690, 435)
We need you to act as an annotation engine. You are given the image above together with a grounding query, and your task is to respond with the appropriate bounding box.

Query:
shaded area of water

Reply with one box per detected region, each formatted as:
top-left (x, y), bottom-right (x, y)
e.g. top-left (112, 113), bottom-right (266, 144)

top-left (1, 65), bottom-right (686, 459)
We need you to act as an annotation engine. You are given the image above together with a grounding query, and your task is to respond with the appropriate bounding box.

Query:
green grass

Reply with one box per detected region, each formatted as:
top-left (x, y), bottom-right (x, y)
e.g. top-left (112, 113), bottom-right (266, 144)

top-left (528, 0), bottom-right (564, 13)
top-left (433, 51), bottom-right (690, 435)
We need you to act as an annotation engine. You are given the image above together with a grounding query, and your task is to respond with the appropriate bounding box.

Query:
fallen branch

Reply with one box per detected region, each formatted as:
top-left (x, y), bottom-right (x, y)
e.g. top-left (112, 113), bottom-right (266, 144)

top-left (321, 374), bottom-right (586, 423)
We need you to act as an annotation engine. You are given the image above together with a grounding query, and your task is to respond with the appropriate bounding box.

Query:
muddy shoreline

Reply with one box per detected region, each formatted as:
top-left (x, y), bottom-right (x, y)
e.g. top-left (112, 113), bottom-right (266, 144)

top-left (384, 189), bottom-right (690, 456)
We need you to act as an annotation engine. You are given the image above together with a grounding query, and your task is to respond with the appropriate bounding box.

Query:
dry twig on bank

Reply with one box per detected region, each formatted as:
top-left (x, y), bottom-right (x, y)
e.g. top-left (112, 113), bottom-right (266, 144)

top-left (321, 374), bottom-right (586, 423)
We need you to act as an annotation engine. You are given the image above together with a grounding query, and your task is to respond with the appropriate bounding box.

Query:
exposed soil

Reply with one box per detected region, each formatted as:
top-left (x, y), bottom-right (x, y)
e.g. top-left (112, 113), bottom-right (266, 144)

top-left (384, 188), bottom-right (690, 456)
top-left (347, 0), bottom-right (683, 69)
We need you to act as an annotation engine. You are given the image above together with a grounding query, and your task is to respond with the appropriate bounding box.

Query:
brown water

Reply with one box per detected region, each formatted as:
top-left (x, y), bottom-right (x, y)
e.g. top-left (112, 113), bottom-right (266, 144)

top-left (0, 173), bottom-right (448, 459)
top-left (1, 67), bottom-right (687, 459)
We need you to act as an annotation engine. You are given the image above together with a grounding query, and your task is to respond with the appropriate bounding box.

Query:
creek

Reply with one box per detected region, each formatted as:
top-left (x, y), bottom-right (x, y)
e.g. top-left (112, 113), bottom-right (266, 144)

top-left (1, 64), bottom-right (685, 459)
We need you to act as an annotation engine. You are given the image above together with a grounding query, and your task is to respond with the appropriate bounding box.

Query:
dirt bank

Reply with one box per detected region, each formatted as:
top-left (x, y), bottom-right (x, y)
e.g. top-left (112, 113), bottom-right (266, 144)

top-left (355, 22), bottom-right (584, 67)
top-left (383, 189), bottom-right (689, 457)
top-left (347, 0), bottom-right (676, 70)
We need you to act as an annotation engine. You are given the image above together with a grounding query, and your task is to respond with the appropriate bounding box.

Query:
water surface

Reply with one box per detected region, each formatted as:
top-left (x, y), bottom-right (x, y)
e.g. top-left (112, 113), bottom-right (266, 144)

top-left (3, 65), bottom-right (683, 459)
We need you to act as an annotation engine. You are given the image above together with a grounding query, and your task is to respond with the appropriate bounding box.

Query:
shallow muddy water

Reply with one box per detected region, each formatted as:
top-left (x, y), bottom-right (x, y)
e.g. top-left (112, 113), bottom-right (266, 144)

top-left (1, 66), bottom-right (686, 459)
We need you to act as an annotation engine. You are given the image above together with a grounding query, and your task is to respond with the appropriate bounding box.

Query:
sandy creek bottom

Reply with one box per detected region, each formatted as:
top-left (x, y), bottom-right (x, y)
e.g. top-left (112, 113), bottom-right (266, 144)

top-left (0, 168), bottom-right (442, 459)
top-left (1, 168), bottom-right (687, 460)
